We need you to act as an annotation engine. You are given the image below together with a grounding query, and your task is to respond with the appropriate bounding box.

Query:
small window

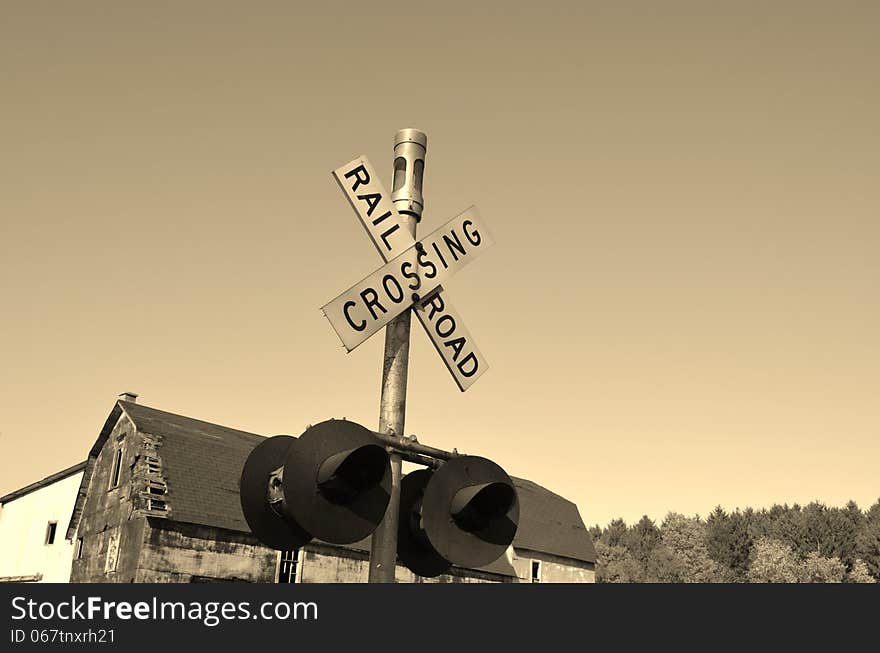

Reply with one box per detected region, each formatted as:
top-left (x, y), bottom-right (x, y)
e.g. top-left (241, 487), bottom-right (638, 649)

top-left (109, 447), bottom-right (123, 489)
top-left (147, 497), bottom-right (167, 512)
top-left (74, 537), bottom-right (84, 559)
top-left (531, 560), bottom-right (542, 583)
top-left (277, 549), bottom-right (301, 584)
top-left (45, 521), bottom-right (57, 545)
top-left (146, 456), bottom-right (161, 475)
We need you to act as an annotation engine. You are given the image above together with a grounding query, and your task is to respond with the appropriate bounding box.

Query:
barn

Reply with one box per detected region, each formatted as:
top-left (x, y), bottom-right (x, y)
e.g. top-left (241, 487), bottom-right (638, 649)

top-left (3, 394), bottom-right (596, 583)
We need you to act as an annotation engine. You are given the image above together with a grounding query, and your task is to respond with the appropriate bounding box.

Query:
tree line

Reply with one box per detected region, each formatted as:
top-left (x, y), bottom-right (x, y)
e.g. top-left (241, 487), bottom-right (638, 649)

top-left (590, 499), bottom-right (880, 582)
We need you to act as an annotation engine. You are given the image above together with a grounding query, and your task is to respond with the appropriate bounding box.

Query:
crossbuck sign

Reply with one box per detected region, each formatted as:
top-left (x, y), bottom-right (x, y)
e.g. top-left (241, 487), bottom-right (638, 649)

top-left (321, 156), bottom-right (492, 391)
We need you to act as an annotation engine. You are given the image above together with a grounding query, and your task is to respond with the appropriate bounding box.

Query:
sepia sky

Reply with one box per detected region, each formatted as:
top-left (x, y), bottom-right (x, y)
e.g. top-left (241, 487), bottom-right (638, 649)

top-left (1, 1), bottom-right (878, 528)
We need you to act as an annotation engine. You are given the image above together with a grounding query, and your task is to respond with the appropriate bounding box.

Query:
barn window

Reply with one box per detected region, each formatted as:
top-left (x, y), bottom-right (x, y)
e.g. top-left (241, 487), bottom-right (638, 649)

top-left (74, 537), bottom-right (84, 559)
top-left (45, 522), bottom-right (57, 545)
top-left (531, 560), bottom-right (542, 583)
top-left (148, 499), bottom-right (167, 512)
top-left (109, 447), bottom-right (124, 489)
top-left (277, 549), bottom-right (302, 584)
top-left (145, 456), bottom-right (161, 475)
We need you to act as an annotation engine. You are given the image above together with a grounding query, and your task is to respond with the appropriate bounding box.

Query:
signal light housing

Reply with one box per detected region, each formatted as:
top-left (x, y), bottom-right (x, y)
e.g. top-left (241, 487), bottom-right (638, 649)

top-left (241, 421), bottom-right (516, 576)
top-left (397, 469), bottom-right (452, 578)
top-left (282, 420), bottom-right (392, 544)
top-left (239, 435), bottom-right (312, 550)
top-left (240, 420), bottom-right (392, 549)
top-left (399, 456), bottom-right (519, 575)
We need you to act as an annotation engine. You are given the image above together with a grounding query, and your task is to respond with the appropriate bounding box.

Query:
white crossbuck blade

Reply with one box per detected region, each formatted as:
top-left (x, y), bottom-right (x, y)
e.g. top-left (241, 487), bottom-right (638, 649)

top-left (324, 156), bottom-right (491, 391)
top-left (321, 206), bottom-right (492, 352)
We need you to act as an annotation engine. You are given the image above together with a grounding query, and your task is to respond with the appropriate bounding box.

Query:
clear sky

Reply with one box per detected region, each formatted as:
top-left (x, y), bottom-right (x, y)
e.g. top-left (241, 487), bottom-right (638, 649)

top-left (1, 1), bottom-right (878, 527)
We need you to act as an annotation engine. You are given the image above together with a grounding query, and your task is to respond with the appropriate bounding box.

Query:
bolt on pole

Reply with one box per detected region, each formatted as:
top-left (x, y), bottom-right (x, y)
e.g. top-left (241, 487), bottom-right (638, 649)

top-left (368, 128), bottom-right (427, 583)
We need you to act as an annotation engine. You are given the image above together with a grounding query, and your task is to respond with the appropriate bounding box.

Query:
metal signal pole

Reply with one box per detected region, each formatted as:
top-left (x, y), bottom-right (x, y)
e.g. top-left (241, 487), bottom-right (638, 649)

top-left (368, 129), bottom-right (427, 583)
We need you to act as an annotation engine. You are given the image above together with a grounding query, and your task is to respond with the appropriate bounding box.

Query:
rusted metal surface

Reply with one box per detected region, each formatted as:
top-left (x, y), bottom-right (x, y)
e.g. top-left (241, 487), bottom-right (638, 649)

top-left (394, 450), bottom-right (443, 468)
top-left (368, 129), bottom-right (426, 583)
top-left (371, 431), bottom-right (460, 462)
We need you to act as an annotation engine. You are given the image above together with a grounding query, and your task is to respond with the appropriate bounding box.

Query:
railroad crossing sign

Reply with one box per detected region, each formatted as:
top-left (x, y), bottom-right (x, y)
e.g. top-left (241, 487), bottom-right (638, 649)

top-left (321, 154), bottom-right (491, 391)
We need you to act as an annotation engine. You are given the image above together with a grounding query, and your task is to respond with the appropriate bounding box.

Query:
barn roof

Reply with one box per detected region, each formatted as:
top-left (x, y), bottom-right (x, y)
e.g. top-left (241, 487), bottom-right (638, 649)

top-left (512, 478), bottom-right (597, 563)
top-left (120, 401), bottom-right (263, 533)
top-left (71, 400), bottom-right (596, 568)
top-left (0, 461), bottom-right (86, 505)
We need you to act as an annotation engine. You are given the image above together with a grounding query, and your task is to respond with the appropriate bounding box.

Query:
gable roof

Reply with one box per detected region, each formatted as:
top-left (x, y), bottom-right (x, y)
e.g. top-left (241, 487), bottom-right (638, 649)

top-left (71, 400), bottom-right (596, 568)
top-left (67, 401), bottom-right (126, 539)
top-left (0, 461), bottom-right (87, 505)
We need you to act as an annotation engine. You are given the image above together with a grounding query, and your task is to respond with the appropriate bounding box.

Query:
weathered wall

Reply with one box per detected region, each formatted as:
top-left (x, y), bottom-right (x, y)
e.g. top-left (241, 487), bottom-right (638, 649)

top-left (299, 545), bottom-right (369, 583)
top-left (70, 414), bottom-right (145, 583)
top-left (298, 543), bottom-right (511, 583)
top-left (0, 471), bottom-right (84, 582)
top-left (137, 520), bottom-right (276, 583)
top-left (512, 549), bottom-right (596, 583)
top-left (397, 566), bottom-right (510, 584)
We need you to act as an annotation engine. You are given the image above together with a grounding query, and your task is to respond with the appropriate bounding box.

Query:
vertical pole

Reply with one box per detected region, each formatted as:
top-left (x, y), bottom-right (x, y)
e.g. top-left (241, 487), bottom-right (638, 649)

top-left (368, 129), bottom-right (427, 583)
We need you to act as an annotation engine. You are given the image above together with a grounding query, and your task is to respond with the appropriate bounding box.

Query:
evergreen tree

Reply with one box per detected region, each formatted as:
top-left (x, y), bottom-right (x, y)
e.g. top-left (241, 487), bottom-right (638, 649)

top-left (797, 502), bottom-right (845, 560)
top-left (764, 503), bottom-right (802, 552)
top-left (595, 498), bottom-right (878, 583)
top-left (855, 499), bottom-right (880, 578)
top-left (727, 509), bottom-right (757, 580)
top-left (705, 506), bottom-right (734, 569)
top-left (626, 515), bottom-right (661, 568)
top-left (832, 501), bottom-right (864, 568)
top-left (602, 518), bottom-right (629, 548)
